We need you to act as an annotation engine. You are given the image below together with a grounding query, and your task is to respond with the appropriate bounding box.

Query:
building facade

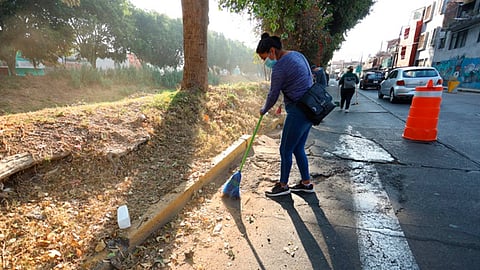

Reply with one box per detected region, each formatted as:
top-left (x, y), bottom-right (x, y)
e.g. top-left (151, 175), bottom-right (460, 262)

top-left (432, 0), bottom-right (480, 90)
top-left (386, 0), bottom-right (480, 90)
top-left (416, 1), bottom-right (445, 67)
top-left (396, 9), bottom-right (425, 67)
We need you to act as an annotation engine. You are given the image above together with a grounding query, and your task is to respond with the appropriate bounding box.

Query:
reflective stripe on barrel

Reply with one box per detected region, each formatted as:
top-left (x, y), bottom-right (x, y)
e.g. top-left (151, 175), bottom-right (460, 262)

top-left (414, 90), bottom-right (442, 98)
top-left (403, 80), bottom-right (443, 142)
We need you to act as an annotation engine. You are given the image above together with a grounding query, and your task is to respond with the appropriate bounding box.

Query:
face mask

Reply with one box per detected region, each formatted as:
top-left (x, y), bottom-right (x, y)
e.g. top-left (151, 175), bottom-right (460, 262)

top-left (265, 58), bottom-right (277, 68)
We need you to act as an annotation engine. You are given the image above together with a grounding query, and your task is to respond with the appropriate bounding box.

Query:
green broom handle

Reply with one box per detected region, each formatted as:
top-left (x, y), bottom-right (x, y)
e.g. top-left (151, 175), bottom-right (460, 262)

top-left (239, 114), bottom-right (264, 171)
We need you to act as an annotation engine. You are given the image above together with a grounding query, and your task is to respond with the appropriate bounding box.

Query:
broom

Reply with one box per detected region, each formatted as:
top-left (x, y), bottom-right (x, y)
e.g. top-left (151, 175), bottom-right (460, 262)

top-left (222, 114), bottom-right (264, 199)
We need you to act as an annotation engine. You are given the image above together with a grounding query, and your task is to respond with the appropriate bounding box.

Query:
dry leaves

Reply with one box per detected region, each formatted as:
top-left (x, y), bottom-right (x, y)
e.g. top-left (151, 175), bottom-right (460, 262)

top-left (0, 81), bottom-right (276, 269)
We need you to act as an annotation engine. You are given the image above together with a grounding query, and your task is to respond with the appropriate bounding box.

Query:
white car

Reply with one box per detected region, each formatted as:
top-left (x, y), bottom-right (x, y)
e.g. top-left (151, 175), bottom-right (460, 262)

top-left (378, 67), bottom-right (443, 103)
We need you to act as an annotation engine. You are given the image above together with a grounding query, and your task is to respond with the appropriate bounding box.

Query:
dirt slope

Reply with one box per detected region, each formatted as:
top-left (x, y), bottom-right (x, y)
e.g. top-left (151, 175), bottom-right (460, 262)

top-left (0, 76), bottom-right (282, 269)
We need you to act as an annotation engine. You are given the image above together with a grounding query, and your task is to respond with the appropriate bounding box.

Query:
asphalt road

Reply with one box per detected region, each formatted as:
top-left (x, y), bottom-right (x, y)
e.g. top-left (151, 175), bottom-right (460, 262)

top-left (305, 85), bottom-right (480, 269)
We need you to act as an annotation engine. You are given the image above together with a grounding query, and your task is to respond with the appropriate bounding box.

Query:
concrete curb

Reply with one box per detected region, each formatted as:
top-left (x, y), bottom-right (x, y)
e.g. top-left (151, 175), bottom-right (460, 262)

top-left (443, 86), bottom-right (480, 94)
top-left (90, 117), bottom-right (284, 269)
top-left (89, 135), bottom-right (249, 269)
top-left (126, 134), bottom-right (251, 248)
top-left (457, 88), bottom-right (480, 93)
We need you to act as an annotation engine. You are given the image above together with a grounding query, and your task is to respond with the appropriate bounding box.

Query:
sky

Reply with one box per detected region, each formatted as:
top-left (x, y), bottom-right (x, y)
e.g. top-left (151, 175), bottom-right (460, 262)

top-left (130, 0), bottom-right (258, 48)
top-left (333, 0), bottom-right (432, 61)
top-left (130, 0), bottom-right (432, 61)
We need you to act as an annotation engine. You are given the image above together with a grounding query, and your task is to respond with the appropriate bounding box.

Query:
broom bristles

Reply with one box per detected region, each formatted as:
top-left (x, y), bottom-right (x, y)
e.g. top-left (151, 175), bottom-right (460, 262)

top-left (222, 171), bottom-right (241, 199)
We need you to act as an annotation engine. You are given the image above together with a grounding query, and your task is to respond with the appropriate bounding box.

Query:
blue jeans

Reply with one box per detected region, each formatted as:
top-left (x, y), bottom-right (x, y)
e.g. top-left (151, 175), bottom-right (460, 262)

top-left (280, 103), bottom-right (312, 185)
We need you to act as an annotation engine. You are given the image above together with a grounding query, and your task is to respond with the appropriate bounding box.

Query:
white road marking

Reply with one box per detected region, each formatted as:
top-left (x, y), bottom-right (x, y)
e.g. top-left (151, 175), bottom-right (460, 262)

top-left (334, 127), bottom-right (419, 270)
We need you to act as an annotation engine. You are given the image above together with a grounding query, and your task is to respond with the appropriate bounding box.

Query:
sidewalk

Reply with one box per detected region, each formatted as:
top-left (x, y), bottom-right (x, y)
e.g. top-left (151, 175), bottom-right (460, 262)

top-left (118, 129), bottom-right (356, 269)
top-left (90, 119), bottom-right (287, 269)
top-left (90, 110), bottom-right (358, 269)
top-left (444, 86), bottom-right (480, 93)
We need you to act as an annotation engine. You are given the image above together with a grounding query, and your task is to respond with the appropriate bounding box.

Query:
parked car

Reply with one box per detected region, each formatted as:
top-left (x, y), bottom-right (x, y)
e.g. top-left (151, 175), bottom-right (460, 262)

top-left (360, 71), bottom-right (384, 90)
top-left (378, 66), bottom-right (443, 103)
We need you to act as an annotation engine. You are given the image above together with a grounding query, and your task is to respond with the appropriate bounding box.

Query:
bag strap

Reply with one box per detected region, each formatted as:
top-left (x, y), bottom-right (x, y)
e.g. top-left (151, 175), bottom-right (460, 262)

top-left (284, 54), bottom-right (314, 102)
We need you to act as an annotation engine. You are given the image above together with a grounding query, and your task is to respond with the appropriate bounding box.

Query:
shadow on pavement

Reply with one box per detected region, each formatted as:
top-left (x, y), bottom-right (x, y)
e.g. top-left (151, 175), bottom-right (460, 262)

top-left (270, 192), bottom-right (355, 270)
top-left (222, 196), bottom-right (267, 270)
top-left (293, 191), bottom-right (355, 270)
top-left (269, 193), bottom-right (332, 269)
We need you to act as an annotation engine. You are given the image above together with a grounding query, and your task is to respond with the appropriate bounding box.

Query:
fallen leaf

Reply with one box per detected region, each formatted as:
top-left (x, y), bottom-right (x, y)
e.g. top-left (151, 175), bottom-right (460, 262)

top-left (48, 249), bottom-right (61, 258)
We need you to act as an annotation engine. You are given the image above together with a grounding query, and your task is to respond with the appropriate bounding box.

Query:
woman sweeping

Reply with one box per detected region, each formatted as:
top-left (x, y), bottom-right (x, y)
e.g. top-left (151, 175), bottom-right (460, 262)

top-left (256, 33), bottom-right (315, 197)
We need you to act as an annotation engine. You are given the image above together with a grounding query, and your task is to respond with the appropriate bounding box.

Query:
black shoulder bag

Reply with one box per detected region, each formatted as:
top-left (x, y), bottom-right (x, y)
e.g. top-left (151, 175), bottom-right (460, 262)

top-left (294, 82), bottom-right (336, 125)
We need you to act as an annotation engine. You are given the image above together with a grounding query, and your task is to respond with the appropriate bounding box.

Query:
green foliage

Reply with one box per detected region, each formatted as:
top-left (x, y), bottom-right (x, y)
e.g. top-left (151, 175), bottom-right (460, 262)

top-left (208, 72), bottom-right (220, 86)
top-left (148, 90), bottom-right (177, 110)
top-left (152, 69), bottom-right (183, 89)
top-left (130, 9), bottom-right (183, 69)
top-left (46, 66), bottom-right (182, 90)
top-left (69, 66), bottom-right (104, 88)
top-left (70, 0), bottom-right (132, 68)
top-left (104, 66), bottom-right (140, 85)
top-left (208, 31), bottom-right (259, 75)
top-left (218, 0), bottom-right (375, 65)
top-left (0, 0), bottom-right (76, 74)
top-left (0, 0), bottom-right (258, 83)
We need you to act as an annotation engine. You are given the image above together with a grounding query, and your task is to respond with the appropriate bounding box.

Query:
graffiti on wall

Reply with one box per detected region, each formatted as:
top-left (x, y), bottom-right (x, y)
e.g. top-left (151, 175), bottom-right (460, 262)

top-left (434, 55), bottom-right (480, 90)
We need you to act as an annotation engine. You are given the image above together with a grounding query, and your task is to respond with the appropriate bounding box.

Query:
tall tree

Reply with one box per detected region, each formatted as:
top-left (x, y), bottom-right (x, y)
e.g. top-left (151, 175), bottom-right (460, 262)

top-left (218, 0), bottom-right (374, 65)
top-left (181, 0), bottom-right (209, 92)
top-left (0, 0), bottom-right (77, 75)
top-left (70, 0), bottom-right (132, 68)
top-left (130, 9), bottom-right (183, 69)
top-left (207, 32), bottom-right (230, 71)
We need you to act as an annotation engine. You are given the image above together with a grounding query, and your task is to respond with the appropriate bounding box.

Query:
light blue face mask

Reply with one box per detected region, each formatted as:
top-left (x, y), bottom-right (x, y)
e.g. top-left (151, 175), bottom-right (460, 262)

top-left (265, 58), bottom-right (277, 68)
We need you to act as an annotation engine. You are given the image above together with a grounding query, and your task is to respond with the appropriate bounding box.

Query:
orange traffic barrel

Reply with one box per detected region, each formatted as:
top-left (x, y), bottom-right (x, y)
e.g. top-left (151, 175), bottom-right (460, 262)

top-left (403, 80), bottom-right (443, 142)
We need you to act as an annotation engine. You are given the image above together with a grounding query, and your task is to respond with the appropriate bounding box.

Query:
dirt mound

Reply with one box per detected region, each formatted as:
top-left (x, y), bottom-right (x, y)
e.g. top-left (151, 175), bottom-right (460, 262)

top-left (0, 78), bottom-right (282, 269)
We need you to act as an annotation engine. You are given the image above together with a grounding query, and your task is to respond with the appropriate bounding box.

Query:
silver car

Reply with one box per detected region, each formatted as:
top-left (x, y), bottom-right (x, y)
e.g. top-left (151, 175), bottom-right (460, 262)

top-left (378, 66), bottom-right (443, 103)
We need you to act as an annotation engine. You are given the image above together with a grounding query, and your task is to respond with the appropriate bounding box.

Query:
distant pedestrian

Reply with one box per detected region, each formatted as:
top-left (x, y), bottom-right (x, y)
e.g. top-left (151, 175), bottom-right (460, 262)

top-left (256, 32), bottom-right (314, 197)
top-left (310, 65), bottom-right (327, 87)
top-left (338, 66), bottom-right (359, 113)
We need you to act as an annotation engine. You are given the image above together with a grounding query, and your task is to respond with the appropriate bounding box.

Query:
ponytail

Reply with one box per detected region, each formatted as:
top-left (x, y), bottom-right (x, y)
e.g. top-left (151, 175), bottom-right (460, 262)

top-left (256, 32), bottom-right (282, 54)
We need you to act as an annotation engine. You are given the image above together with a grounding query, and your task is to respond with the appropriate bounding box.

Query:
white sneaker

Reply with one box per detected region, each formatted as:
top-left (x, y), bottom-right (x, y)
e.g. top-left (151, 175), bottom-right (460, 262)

top-left (345, 109), bottom-right (349, 113)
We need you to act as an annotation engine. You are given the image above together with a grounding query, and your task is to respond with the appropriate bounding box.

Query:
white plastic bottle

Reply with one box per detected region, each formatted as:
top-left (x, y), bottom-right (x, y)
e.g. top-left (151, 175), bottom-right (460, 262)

top-left (117, 205), bottom-right (131, 229)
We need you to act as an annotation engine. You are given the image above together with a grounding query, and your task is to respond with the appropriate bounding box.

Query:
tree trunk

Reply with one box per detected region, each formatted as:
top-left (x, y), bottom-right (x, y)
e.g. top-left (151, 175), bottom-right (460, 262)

top-left (181, 0), bottom-right (209, 92)
top-left (0, 153), bottom-right (34, 183)
top-left (6, 49), bottom-right (17, 76)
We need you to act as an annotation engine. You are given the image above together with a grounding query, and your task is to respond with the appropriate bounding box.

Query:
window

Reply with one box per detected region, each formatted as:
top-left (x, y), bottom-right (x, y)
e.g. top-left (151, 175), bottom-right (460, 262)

top-left (403, 71), bottom-right (413, 78)
top-left (418, 32), bottom-right (429, 50)
top-left (400, 46), bottom-right (407, 59)
top-left (415, 59), bottom-right (427, 67)
top-left (404, 27), bottom-right (410, 39)
top-left (388, 70), bottom-right (398, 79)
top-left (366, 73), bottom-right (383, 80)
top-left (424, 4), bottom-right (434, 22)
top-left (449, 33), bottom-right (457, 49)
top-left (439, 37), bottom-right (446, 49)
top-left (449, 29), bottom-right (468, 49)
top-left (437, 30), bottom-right (446, 49)
top-left (413, 8), bottom-right (424, 21)
top-left (404, 69), bottom-right (437, 78)
top-left (430, 28), bottom-right (437, 47)
top-left (458, 30), bottom-right (468, 48)
top-left (439, 0), bottom-right (446, 14)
